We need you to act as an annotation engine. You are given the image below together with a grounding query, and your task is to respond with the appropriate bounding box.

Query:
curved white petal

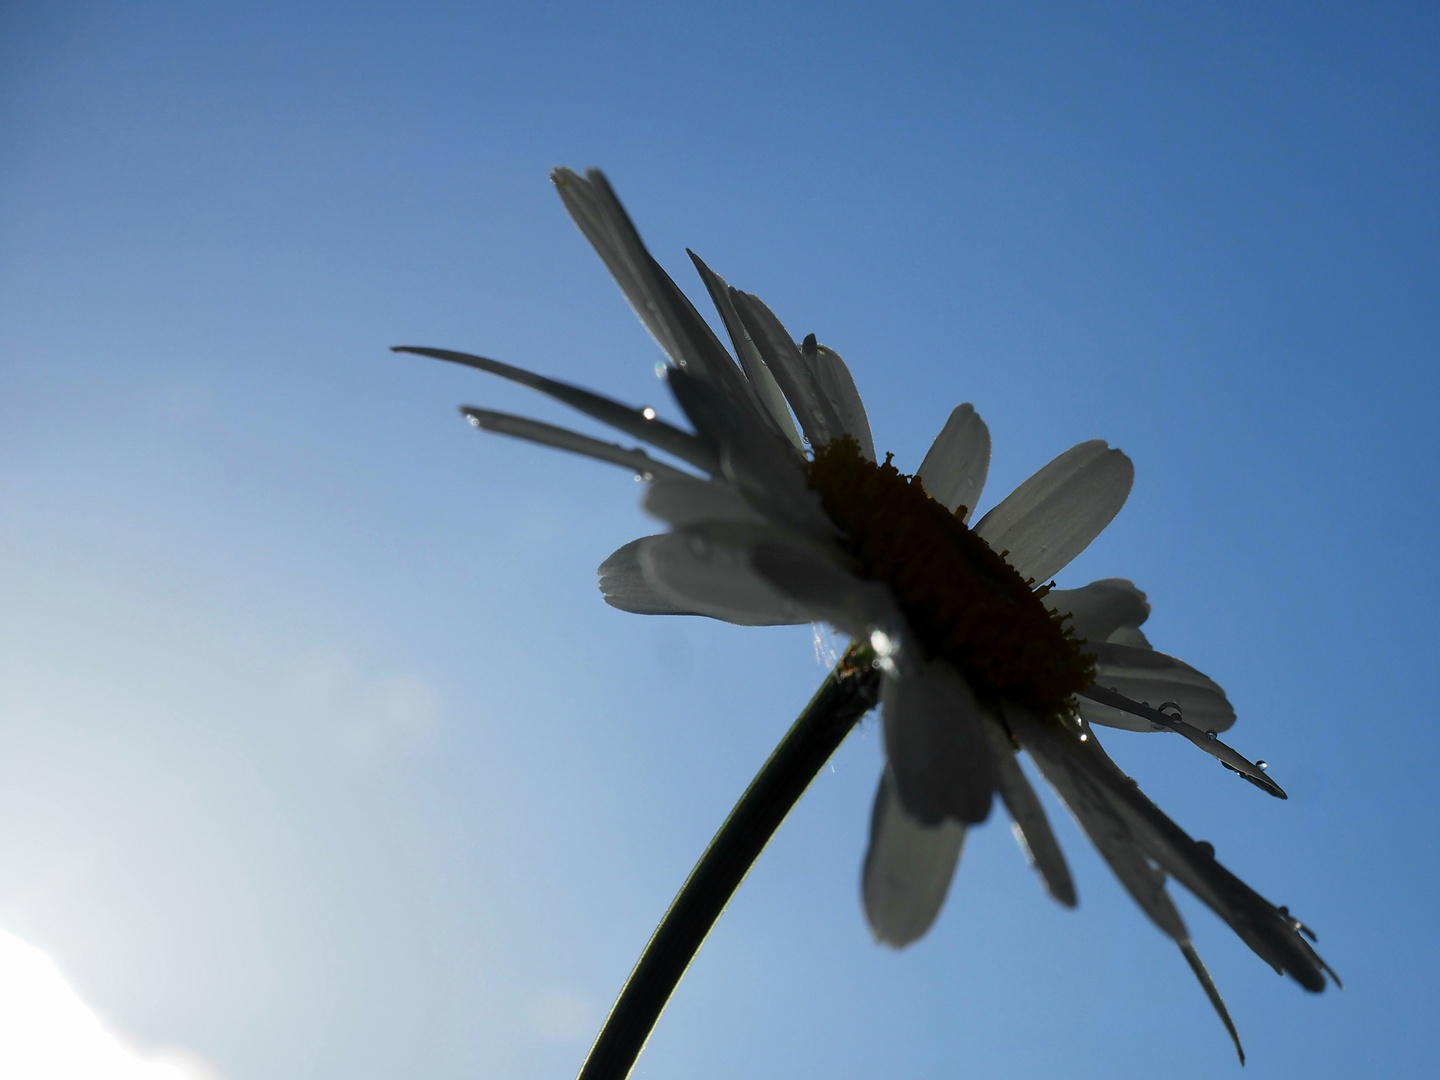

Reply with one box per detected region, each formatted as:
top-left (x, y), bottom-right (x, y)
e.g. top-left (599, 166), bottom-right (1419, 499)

top-left (748, 540), bottom-right (897, 641)
top-left (598, 538), bottom-right (700, 616)
top-left (461, 407), bottom-right (696, 482)
top-left (731, 291), bottom-right (845, 446)
top-left (688, 251), bottom-right (805, 450)
top-left (1083, 643), bottom-right (1236, 733)
top-left (1010, 707), bottom-right (1330, 1018)
top-left (881, 664), bottom-right (998, 826)
top-left (398, 346), bottom-right (718, 474)
top-left (550, 169), bottom-right (758, 416)
top-left (639, 524), bottom-right (813, 626)
top-left (643, 475), bottom-right (765, 527)
top-left (805, 339), bottom-right (875, 460)
top-left (862, 767), bottom-right (966, 948)
top-left (1074, 696), bottom-right (1158, 733)
top-left (916, 404), bottom-right (991, 521)
top-left (665, 368), bottom-right (835, 540)
top-left (973, 440), bottom-right (1134, 584)
top-left (1106, 625), bottom-right (1152, 649)
top-left (1044, 577), bottom-right (1150, 644)
top-left (986, 716), bottom-right (1076, 907)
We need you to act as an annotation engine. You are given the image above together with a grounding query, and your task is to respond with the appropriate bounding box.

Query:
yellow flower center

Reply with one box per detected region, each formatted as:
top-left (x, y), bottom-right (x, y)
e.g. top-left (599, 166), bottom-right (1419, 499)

top-left (804, 437), bottom-right (1094, 716)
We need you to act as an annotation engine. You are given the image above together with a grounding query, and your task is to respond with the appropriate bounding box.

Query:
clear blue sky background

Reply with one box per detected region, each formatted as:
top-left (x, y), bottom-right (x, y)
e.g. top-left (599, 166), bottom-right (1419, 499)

top-left (1, 2), bottom-right (1436, 1077)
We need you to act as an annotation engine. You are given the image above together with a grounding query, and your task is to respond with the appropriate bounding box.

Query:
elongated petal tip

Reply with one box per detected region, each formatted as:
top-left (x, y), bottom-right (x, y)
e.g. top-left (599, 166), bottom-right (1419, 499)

top-left (1180, 940), bottom-right (1245, 1064)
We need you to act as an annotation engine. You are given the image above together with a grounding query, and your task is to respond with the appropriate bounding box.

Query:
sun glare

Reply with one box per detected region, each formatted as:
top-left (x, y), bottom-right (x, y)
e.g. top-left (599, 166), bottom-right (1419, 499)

top-left (0, 928), bottom-right (217, 1080)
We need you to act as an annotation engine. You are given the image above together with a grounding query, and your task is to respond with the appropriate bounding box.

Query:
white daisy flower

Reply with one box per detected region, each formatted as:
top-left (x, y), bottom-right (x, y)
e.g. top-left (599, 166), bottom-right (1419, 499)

top-left (399, 168), bottom-right (1334, 1068)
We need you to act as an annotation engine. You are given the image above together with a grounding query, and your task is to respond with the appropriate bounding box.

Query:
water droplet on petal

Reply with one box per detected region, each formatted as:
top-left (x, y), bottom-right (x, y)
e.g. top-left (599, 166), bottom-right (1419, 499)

top-left (654, 362), bottom-right (668, 379)
top-left (467, 415), bottom-right (481, 428)
top-left (1196, 841), bottom-right (1215, 858)
top-left (1205, 730), bottom-right (1218, 739)
top-left (641, 406), bottom-right (657, 421)
top-left (634, 471), bottom-right (654, 483)
top-left (1079, 733), bottom-right (1089, 742)
top-left (1256, 760), bottom-right (1269, 770)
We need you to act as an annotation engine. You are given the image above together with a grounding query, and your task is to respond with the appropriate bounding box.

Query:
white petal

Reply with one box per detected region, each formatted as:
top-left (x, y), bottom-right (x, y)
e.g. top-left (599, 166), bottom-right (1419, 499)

top-left (665, 367), bottom-right (835, 541)
top-left (1009, 708), bottom-right (1190, 942)
top-left (639, 524), bottom-right (812, 626)
top-left (804, 339), bottom-right (875, 460)
top-left (985, 718), bottom-right (1076, 907)
top-left (1044, 577), bottom-right (1150, 644)
top-left (916, 404), bottom-right (991, 521)
top-left (1074, 696), bottom-right (1158, 733)
top-left (1079, 685), bottom-right (1280, 793)
top-left (1088, 642), bottom-right (1236, 733)
top-left (748, 540), bottom-right (895, 640)
top-left (598, 538), bottom-right (700, 615)
top-left (460, 408), bottom-right (695, 482)
top-left (688, 252), bottom-right (805, 450)
top-left (1010, 708), bottom-right (1331, 999)
top-left (398, 346), bottom-right (718, 474)
top-left (973, 440), bottom-right (1134, 584)
top-left (1106, 626), bottom-right (1153, 649)
top-left (881, 664), bottom-right (998, 825)
top-left (549, 170), bottom-right (756, 413)
top-left (861, 767), bottom-right (966, 948)
top-left (730, 291), bottom-right (845, 446)
top-left (643, 475), bottom-right (765, 527)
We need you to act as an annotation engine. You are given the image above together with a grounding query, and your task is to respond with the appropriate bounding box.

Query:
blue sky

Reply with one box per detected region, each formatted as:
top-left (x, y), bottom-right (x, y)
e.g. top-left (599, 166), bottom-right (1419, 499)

top-left (1, 2), bottom-right (1436, 1077)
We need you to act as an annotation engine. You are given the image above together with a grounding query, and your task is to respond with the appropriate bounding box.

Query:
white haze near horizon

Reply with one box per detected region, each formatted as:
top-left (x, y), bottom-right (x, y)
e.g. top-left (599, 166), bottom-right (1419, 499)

top-left (0, 927), bottom-right (221, 1080)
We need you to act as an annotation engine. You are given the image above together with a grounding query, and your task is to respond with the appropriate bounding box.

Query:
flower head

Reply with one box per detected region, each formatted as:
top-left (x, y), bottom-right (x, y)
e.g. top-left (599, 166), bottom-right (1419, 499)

top-left (399, 168), bottom-right (1334, 1062)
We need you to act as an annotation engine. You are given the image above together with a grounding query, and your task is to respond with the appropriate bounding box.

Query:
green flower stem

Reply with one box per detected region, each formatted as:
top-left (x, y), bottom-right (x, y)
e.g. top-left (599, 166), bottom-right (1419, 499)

top-left (575, 642), bottom-right (881, 1080)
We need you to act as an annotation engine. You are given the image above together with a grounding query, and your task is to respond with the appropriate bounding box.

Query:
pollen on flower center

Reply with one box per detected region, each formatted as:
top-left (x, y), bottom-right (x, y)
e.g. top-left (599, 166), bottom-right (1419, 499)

top-left (803, 437), bottom-right (1094, 716)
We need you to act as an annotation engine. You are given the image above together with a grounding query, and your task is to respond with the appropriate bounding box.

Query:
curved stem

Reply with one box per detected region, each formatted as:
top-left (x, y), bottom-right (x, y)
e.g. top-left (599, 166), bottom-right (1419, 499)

top-left (576, 643), bottom-right (881, 1080)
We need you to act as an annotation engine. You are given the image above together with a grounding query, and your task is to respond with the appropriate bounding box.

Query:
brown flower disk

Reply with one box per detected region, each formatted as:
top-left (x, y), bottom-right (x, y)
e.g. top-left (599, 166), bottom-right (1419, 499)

top-left (804, 437), bottom-right (1095, 716)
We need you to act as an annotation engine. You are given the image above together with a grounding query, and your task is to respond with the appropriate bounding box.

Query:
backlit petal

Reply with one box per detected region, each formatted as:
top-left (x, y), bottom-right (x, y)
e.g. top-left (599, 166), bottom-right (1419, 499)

top-left (598, 538), bottom-right (700, 616)
top-left (398, 346), bottom-right (717, 473)
top-left (459, 407), bottom-right (695, 482)
top-left (730, 291), bottom-right (845, 446)
top-left (643, 475), bottom-right (765, 527)
top-left (550, 169), bottom-right (757, 416)
top-left (688, 251), bottom-right (805, 450)
top-left (1088, 642), bottom-right (1236, 734)
top-left (917, 404), bottom-right (991, 521)
top-left (973, 440), bottom-right (1133, 584)
top-left (803, 337), bottom-right (875, 460)
top-left (985, 721), bottom-right (1076, 907)
top-left (862, 767), bottom-right (967, 948)
top-left (1044, 578), bottom-right (1150, 644)
top-left (749, 538), bottom-right (896, 641)
top-left (881, 665), bottom-right (998, 826)
top-left (639, 524), bottom-right (812, 626)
